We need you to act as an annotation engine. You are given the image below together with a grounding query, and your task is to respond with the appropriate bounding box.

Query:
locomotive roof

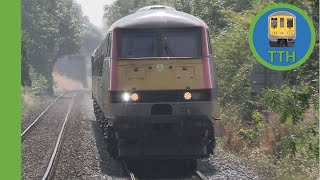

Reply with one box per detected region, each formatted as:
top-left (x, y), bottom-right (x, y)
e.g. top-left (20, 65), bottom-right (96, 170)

top-left (108, 5), bottom-right (208, 31)
top-left (269, 11), bottom-right (295, 17)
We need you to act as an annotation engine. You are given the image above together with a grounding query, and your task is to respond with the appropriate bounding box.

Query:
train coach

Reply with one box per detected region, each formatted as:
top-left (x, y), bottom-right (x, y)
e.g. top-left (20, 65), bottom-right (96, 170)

top-left (91, 5), bottom-right (219, 169)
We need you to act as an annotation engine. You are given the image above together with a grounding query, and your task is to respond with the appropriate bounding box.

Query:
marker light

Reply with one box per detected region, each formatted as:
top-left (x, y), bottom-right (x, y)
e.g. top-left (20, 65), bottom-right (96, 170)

top-left (122, 92), bottom-right (130, 102)
top-left (131, 93), bottom-right (139, 101)
top-left (184, 92), bottom-right (192, 100)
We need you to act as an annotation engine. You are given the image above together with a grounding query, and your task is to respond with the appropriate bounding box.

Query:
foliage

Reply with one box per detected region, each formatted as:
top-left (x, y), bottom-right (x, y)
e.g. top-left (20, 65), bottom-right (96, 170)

top-left (273, 122), bottom-right (319, 158)
top-left (104, 0), bottom-right (175, 28)
top-left (22, 0), bottom-right (86, 94)
top-left (21, 86), bottom-right (43, 116)
top-left (82, 21), bottom-right (104, 54)
top-left (239, 110), bottom-right (263, 148)
top-left (21, 31), bottom-right (32, 87)
top-left (21, 67), bottom-right (48, 116)
top-left (104, 0), bottom-right (254, 32)
top-left (261, 85), bottom-right (312, 124)
top-left (260, 85), bottom-right (318, 159)
top-left (245, 149), bottom-right (319, 179)
top-left (29, 68), bottom-right (48, 96)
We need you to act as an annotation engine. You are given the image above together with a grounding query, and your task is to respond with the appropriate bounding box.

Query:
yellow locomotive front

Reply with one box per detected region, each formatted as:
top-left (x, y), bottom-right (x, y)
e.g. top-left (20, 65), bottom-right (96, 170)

top-left (268, 11), bottom-right (296, 47)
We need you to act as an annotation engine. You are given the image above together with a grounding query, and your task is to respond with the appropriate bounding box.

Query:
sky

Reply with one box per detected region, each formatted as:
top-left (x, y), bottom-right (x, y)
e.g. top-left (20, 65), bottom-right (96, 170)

top-left (75, 0), bottom-right (115, 28)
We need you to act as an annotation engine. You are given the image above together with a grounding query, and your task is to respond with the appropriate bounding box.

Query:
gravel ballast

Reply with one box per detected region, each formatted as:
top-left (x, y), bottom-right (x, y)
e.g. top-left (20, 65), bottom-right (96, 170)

top-left (21, 96), bottom-right (55, 133)
top-left (198, 146), bottom-right (261, 180)
top-left (53, 91), bottom-right (126, 180)
top-left (22, 93), bottom-right (74, 180)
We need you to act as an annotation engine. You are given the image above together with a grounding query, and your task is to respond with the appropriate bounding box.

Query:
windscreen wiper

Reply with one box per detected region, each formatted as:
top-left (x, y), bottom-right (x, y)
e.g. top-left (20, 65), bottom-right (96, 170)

top-left (163, 37), bottom-right (175, 57)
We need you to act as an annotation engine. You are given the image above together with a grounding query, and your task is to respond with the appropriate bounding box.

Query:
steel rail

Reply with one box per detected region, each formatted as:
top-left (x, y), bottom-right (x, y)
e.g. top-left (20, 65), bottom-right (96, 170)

top-left (41, 94), bottom-right (75, 180)
top-left (122, 160), bottom-right (137, 180)
top-left (192, 171), bottom-right (208, 180)
top-left (21, 92), bottom-right (66, 141)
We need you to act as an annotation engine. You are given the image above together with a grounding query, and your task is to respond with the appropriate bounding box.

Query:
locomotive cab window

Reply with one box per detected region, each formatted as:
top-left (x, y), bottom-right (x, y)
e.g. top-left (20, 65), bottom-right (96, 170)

top-left (280, 18), bottom-right (284, 28)
top-left (287, 18), bottom-right (293, 28)
top-left (271, 18), bottom-right (277, 28)
top-left (118, 28), bottom-right (201, 58)
top-left (120, 31), bottom-right (156, 58)
top-left (161, 31), bottom-right (200, 57)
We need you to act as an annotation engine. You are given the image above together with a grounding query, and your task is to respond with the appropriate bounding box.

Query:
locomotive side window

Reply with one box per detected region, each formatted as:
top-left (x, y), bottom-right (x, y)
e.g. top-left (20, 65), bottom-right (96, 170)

top-left (91, 56), bottom-right (95, 76)
top-left (106, 33), bottom-right (112, 57)
top-left (280, 18), bottom-right (284, 28)
top-left (101, 39), bottom-right (106, 58)
top-left (271, 18), bottom-right (277, 28)
top-left (97, 48), bottom-right (103, 77)
top-left (92, 54), bottom-right (98, 77)
top-left (287, 18), bottom-right (293, 28)
top-left (206, 30), bottom-right (213, 55)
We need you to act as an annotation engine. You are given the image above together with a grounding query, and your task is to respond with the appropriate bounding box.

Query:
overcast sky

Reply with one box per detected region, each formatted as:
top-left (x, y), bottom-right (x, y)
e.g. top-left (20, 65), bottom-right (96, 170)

top-left (75, 0), bottom-right (115, 28)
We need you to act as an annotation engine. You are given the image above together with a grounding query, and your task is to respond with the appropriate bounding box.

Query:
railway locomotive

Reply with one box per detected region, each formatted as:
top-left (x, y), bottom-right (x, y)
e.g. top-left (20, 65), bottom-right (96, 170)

top-left (268, 11), bottom-right (296, 47)
top-left (92, 5), bottom-right (219, 167)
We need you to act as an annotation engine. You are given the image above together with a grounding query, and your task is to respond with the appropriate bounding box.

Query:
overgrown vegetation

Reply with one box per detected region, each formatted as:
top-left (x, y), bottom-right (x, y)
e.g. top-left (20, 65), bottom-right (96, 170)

top-left (21, 68), bottom-right (49, 115)
top-left (21, 0), bottom-right (87, 95)
top-left (104, 0), bottom-right (319, 179)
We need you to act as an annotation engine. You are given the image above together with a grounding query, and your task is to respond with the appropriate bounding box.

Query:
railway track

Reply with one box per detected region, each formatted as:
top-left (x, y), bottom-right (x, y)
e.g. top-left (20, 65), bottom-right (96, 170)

top-left (21, 92), bottom-right (66, 141)
top-left (122, 160), bottom-right (138, 180)
top-left (192, 171), bottom-right (209, 180)
top-left (41, 94), bottom-right (75, 180)
top-left (22, 92), bottom-right (75, 180)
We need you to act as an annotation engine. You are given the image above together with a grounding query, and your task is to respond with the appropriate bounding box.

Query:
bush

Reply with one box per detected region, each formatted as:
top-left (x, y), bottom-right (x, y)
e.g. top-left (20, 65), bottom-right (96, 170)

top-left (22, 68), bottom-right (49, 114)
top-left (21, 86), bottom-right (39, 115)
top-left (29, 67), bottom-right (48, 96)
top-left (261, 85), bottom-right (312, 124)
top-left (260, 85), bottom-right (318, 159)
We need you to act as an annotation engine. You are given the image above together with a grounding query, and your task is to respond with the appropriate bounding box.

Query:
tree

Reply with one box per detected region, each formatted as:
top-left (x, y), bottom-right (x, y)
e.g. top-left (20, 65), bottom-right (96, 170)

top-left (82, 21), bottom-right (104, 54)
top-left (22, 0), bottom-right (86, 94)
top-left (103, 0), bottom-right (174, 28)
top-left (21, 31), bottom-right (31, 87)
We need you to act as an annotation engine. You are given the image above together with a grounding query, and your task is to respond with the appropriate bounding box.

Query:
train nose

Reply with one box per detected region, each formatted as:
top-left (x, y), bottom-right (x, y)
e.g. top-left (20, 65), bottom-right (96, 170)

top-left (151, 104), bottom-right (172, 115)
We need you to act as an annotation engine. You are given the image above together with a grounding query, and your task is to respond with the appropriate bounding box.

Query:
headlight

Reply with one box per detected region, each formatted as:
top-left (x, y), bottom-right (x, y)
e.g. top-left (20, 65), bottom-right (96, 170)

top-left (131, 93), bottom-right (139, 101)
top-left (184, 92), bottom-right (192, 100)
top-left (122, 92), bottom-right (130, 102)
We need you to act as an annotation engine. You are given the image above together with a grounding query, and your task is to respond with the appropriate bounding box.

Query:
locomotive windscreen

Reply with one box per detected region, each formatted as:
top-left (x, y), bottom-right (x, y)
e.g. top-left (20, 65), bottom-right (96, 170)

top-left (118, 28), bottom-right (202, 58)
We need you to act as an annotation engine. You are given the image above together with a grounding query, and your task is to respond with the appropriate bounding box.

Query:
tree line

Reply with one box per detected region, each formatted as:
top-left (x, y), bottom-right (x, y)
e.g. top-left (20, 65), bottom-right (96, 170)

top-left (21, 0), bottom-right (102, 95)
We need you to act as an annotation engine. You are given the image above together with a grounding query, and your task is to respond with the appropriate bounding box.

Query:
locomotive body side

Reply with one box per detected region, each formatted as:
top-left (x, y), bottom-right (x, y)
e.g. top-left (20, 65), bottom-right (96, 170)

top-left (92, 6), bottom-right (219, 160)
